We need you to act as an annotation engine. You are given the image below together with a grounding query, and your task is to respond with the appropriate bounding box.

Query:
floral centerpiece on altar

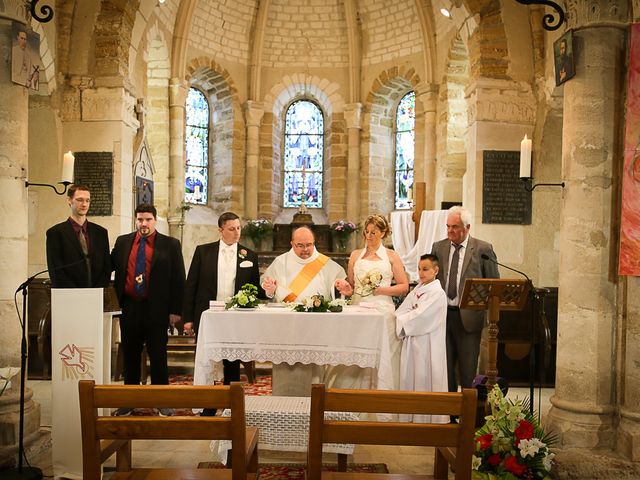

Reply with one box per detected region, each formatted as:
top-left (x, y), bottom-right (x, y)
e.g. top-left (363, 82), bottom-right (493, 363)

top-left (355, 269), bottom-right (383, 297)
top-left (225, 284), bottom-right (260, 309)
top-left (330, 220), bottom-right (358, 252)
top-left (472, 384), bottom-right (555, 480)
top-left (242, 218), bottom-right (273, 249)
top-left (293, 294), bottom-right (346, 313)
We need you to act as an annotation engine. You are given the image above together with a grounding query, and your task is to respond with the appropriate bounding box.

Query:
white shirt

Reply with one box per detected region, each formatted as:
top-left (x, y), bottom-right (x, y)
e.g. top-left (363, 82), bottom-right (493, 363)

top-left (216, 242), bottom-right (237, 302)
top-left (446, 235), bottom-right (469, 306)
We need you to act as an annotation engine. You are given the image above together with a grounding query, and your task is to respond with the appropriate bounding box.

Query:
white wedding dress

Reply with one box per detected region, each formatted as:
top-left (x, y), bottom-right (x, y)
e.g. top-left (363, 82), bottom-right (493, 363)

top-left (325, 244), bottom-right (401, 391)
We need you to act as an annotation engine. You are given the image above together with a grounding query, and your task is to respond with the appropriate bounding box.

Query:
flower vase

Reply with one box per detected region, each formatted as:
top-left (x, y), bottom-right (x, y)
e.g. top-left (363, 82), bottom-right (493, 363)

top-left (259, 235), bottom-right (273, 252)
top-left (332, 233), bottom-right (349, 253)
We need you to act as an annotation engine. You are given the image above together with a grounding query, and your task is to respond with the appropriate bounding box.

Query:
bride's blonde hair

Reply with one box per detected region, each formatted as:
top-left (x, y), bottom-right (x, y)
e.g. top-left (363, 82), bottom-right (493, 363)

top-left (363, 214), bottom-right (390, 239)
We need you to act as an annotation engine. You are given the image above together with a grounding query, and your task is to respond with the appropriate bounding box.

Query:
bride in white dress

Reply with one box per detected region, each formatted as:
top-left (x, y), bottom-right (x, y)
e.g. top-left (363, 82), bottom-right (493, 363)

top-left (333, 214), bottom-right (409, 390)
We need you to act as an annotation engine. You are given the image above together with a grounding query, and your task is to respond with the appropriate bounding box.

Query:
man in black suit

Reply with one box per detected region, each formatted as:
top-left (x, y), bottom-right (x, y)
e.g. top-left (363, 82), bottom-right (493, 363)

top-left (111, 204), bottom-right (185, 416)
top-left (183, 211), bottom-right (261, 386)
top-left (431, 206), bottom-right (500, 392)
top-left (46, 184), bottom-right (111, 288)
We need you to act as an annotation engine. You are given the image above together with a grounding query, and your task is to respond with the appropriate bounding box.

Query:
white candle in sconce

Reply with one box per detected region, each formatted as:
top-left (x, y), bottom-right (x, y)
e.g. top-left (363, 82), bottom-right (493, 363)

top-left (194, 185), bottom-right (201, 200)
top-left (519, 134), bottom-right (532, 179)
top-left (62, 151), bottom-right (75, 183)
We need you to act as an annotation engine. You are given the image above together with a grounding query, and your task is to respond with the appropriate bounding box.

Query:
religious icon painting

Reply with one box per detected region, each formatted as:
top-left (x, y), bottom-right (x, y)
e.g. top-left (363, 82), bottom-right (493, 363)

top-left (11, 22), bottom-right (42, 90)
top-left (136, 176), bottom-right (154, 207)
top-left (554, 30), bottom-right (575, 86)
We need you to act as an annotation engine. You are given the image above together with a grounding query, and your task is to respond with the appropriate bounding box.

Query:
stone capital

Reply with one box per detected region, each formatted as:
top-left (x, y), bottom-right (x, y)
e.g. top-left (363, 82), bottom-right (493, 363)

top-left (169, 78), bottom-right (189, 107)
top-left (465, 78), bottom-right (535, 125)
top-left (414, 82), bottom-right (438, 112)
top-left (81, 87), bottom-right (140, 129)
top-left (244, 101), bottom-right (265, 127)
top-left (343, 102), bottom-right (362, 129)
top-left (565, 0), bottom-right (630, 29)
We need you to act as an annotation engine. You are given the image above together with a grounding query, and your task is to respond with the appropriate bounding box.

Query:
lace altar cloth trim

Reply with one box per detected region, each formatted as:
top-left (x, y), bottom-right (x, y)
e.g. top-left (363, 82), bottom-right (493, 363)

top-left (211, 396), bottom-right (357, 462)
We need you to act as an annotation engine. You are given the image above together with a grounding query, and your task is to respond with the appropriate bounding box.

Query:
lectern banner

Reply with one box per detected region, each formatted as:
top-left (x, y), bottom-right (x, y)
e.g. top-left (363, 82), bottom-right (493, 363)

top-left (51, 288), bottom-right (105, 479)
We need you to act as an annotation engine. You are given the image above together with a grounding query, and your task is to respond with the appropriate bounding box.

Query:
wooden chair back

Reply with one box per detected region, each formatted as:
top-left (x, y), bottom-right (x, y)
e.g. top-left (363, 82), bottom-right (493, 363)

top-left (78, 380), bottom-right (258, 480)
top-left (307, 385), bottom-right (477, 480)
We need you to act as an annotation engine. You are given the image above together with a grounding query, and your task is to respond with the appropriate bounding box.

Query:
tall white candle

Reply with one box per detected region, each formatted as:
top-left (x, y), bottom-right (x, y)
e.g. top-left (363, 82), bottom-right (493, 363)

top-left (519, 134), bottom-right (532, 179)
top-left (62, 151), bottom-right (75, 183)
top-left (194, 185), bottom-right (201, 200)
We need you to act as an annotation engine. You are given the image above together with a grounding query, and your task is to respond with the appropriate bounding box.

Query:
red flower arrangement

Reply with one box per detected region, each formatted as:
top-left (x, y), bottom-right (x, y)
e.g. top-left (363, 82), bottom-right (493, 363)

top-left (472, 385), bottom-right (556, 480)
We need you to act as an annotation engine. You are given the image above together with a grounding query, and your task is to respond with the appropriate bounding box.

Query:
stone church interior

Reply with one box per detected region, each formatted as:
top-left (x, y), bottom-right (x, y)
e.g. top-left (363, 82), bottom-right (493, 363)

top-left (1, 0), bottom-right (639, 478)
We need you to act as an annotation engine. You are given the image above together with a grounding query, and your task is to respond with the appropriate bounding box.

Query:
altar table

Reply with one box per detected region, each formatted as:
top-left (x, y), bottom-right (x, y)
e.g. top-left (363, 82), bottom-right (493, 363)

top-left (193, 305), bottom-right (393, 391)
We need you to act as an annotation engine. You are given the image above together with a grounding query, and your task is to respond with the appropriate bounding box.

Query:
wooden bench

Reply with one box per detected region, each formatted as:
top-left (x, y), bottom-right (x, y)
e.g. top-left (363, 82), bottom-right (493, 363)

top-left (78, 380), bottom-right (259, 479)
top-left (307, 385), bottom-right (477, 480)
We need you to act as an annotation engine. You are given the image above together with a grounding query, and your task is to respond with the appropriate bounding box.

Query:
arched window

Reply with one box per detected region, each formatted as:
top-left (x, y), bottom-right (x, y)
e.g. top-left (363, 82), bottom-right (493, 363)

top-left (184, 88), bottom-right (209, 205)
top-left (395, 91), bottom-right (415, 210)
top-left (283, 100), bottom-right (324, 208)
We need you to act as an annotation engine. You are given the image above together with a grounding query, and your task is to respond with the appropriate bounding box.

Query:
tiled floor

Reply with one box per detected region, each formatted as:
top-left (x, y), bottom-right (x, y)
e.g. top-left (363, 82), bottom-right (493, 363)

top-left (26, 378), bottom-right (553, 478)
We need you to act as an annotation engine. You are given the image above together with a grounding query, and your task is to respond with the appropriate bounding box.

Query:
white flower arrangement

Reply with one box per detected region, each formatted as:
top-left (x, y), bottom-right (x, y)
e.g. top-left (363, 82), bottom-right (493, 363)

top-left (355, 269), bottom-right (383, 297)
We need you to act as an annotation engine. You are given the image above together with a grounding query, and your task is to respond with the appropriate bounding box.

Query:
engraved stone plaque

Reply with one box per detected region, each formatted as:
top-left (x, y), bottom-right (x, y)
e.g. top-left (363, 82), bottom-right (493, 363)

top-left (73, 152), bottom-right (113, 216)
top-left (482, 150), bottom-right (531, 225)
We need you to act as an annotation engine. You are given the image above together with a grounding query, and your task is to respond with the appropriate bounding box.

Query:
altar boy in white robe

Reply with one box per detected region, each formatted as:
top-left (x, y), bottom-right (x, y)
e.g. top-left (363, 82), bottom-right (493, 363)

top-left (396, 253), bottom-right (448, 423)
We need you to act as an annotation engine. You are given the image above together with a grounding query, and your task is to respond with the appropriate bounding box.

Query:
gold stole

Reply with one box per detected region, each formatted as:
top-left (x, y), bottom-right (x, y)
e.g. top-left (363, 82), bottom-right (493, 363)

top-left (283, 254), bottom-right (330, 303)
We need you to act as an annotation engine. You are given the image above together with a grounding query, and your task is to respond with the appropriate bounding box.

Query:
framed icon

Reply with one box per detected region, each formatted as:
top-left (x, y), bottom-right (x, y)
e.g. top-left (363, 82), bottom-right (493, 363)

top-left (554, 30), bottom-right (575, 86)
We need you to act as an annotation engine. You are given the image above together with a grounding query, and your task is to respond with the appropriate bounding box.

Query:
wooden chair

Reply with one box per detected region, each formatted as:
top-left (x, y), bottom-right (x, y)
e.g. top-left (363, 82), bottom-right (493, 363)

top-left (307, 385), bottom-right (477, 480)
top-left (78, 380), bottom-right (259, 480)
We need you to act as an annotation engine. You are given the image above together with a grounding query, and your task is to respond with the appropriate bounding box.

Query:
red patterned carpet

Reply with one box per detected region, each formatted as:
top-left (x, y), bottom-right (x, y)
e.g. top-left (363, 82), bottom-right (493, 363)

top-left (197, 462), bottom-right (388, 479)
top-left (126, 374), bottom-right (272, 416)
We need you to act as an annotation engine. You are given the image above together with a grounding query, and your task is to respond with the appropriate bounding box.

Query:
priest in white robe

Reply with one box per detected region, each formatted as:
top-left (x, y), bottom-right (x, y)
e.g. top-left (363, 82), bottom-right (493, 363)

top-left (396, 253), bottom-right (448, 423)
top-left (261, 226), bottom-right (347, 302)
top-left (262, 226), bottom-right (349, 395)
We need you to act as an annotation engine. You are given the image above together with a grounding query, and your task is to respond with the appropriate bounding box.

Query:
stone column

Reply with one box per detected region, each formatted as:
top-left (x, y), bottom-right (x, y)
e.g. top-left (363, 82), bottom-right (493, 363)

top-left (343, 103), bottom-right (362, 222)
top-left (0, 17), bottom-right (41, 467)
top-left (416, 85), bottom-right (437, 210)
top-left (546, 1), bottom-right (628, 453)
top-left (168, 78), bottom-right (188, 237)
top-left (244, 101), bottom-right (264, 219)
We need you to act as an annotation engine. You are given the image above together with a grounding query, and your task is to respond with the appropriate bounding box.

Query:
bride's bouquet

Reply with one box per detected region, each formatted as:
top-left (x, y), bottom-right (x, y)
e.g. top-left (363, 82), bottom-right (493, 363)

top-left (355, 269), bottom-right (383, 297)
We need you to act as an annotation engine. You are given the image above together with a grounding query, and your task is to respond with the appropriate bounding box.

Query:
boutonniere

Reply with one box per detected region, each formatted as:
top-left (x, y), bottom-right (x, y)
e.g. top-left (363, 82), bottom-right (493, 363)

top-left (238, 249), bottom-right (247, 260)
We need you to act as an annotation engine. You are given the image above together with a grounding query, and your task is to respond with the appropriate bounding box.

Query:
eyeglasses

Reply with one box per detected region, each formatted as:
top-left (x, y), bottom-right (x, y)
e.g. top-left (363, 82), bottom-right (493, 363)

top-left (293, 243), bottom-right (314, 250)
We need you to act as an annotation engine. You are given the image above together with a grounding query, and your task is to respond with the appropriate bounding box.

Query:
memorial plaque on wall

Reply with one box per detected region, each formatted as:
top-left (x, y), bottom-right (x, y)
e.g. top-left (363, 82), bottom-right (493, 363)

top-left (73, 152), bottom-right (113, 216)
top-left (482, 150), bottom-right (532, 225)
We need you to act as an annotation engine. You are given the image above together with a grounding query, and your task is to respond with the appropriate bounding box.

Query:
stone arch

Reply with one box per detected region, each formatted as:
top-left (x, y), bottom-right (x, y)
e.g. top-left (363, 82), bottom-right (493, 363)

top-left (261, 74), bottom-right (347, 222)
top-left (436, 33), bottom-right (470, 207)
top-left (144, 22), bottom-right (171, 217)
top-left (361, 66), bottom-right (421, 216)
top-left (184, 57), bottom-right (244, 214)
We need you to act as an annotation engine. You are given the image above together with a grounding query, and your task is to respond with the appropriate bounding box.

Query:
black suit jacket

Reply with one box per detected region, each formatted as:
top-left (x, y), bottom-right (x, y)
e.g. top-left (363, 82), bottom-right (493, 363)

top-left (431, 236), bottom-right (500, 332)
top-left (111, 231), bottom-right (185, 323)
top-left (183, 241), bottom-right (261, 332)
top-left (46, 220), bottom-right (111, 288)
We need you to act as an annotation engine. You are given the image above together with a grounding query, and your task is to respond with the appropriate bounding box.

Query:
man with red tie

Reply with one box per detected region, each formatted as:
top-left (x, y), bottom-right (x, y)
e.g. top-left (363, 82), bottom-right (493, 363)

top-left (111, 204), bottom-right (185, 416)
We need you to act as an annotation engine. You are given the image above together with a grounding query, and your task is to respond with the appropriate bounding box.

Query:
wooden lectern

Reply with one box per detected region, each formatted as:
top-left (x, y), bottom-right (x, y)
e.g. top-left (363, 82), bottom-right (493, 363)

top-left (460, 278), bottom-right (530, 392)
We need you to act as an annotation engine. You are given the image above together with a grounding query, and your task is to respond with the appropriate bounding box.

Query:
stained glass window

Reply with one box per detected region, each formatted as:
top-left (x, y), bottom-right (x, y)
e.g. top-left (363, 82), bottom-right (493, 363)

top-left (283, 100), bottom-right (324, 208)
top-left (395, 91), bottom-right (415, 210)
top-left (184, 88), bottom-right (209, 205)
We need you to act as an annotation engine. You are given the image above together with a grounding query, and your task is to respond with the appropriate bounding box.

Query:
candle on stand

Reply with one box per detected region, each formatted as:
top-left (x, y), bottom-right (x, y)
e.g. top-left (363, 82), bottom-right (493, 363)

top-left (519, 134), bottom-right (532, 179)
top-left (62, 151), bottom-right (75, 183)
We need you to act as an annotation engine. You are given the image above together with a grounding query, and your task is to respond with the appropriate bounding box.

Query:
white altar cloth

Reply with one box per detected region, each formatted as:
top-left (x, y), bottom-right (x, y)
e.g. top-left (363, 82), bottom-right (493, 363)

top-left (211, 395), bottom-right (357, 463)
top-left (193, 305), bottom-right (393, 390)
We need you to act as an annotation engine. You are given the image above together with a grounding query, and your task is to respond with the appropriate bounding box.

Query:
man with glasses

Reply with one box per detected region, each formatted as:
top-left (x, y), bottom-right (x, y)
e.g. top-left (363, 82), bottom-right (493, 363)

top-left (262, 226), bottom-right (348, 395)
top-left (262, 226), bottom-right (347, 302)
top-left (46, 184), bottom-right (111, 288)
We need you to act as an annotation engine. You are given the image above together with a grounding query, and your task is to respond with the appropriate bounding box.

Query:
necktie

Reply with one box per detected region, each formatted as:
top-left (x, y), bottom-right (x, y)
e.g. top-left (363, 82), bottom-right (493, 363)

top-left (78, 229), bottom-right (92, 287)
top-left (134, 236), bottom-right (147, 295)
top-left (447, 244), bottom-right (462, 300)
top-left (78, 230), bottom-right (88, 255)
top-left (223, 247), bottom-right (234, 264)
